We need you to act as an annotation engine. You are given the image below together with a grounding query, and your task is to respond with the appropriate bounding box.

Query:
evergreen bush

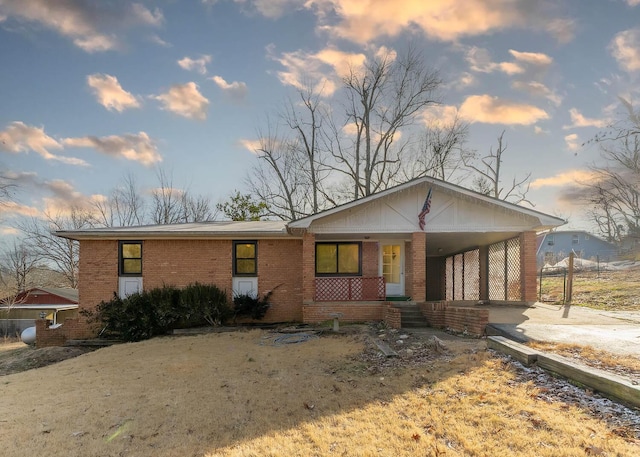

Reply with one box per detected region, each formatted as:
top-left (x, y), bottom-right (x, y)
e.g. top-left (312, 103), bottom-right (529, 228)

top-left (233, 289), bottom-right (273, 321)
top-left (90, 283), bottom-right (231, 342)
top-left (181, 282), bottom-right (231, 326)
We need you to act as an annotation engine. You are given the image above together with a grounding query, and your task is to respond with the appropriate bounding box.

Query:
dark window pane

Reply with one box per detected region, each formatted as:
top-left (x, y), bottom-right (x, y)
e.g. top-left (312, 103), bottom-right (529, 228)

top-left (123, 259), bottom-right (142, 274)
top-left (236, 243), bottom-right (255, 259)
top-left (316, 244), bottom-right (337, 273)
top-left (122, 243), bottom-right (141, 259)
top-left (338, 244), bottom-right (359, 273)
top-left (236, 259), bottom-right (256, 275)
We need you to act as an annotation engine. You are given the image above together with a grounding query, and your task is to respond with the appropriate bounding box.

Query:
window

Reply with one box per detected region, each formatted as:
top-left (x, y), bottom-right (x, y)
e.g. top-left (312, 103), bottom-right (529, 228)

top-left (119, 241), bottom-right (142, 276)
top-left (547, 235), bottom-right (554, 246)
top-left (572, 235), bottom-right (580, 245)
top-left (315, 242), bottom-right (361, 275)
top-left (234, 241), bottom-right (257, 276)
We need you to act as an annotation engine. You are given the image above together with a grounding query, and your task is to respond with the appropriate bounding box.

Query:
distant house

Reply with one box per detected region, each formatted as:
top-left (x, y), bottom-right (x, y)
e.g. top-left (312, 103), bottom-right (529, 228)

top-left (47, 177), bottom-right (564, 347)
top-left (536, 230), bottom-right (619, 267)
top-left (0, 287), bottom-right (79, 337)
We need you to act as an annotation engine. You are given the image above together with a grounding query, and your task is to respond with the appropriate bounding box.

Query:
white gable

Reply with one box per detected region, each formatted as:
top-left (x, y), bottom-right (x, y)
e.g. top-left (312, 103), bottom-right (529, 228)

top-left (301, 181), bottom-right (549, 235)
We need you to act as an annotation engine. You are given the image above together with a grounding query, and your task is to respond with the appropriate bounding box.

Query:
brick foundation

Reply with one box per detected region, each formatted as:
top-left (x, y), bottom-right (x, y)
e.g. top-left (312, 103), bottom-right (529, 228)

top-left (419, 301), bottom-right (488, 337)
top-left (35, 318), bottom-right (90, 348)
top-left (301, 302), bottom-right (400, 329)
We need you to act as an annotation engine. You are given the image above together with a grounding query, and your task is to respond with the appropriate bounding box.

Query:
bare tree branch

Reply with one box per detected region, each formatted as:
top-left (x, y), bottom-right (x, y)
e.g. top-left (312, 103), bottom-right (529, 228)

top-left (463, 131), bottom-right (533, 206)
top-left (18, 208), bottom-right (94, 289)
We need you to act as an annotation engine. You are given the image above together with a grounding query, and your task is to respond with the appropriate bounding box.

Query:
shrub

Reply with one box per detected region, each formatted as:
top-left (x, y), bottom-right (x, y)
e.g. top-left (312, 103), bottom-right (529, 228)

top-left (233, 289), bottom-right (273, 321)
top-left (91, 283), bottom-right (231, 342)
top-left (181, 283), bottom-right (231, 326)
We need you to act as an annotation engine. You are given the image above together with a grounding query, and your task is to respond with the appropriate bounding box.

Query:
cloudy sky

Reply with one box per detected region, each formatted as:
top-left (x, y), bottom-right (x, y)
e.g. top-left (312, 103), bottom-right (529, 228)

top-left (1, 0), bottom-right (639, 235)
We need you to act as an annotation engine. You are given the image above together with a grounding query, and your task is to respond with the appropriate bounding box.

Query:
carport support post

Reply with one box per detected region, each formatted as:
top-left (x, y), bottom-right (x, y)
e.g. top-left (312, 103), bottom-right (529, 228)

top-left (411, 232), bottom-right (427, 301)
top-left (519, 231), bottom-right (538, 302)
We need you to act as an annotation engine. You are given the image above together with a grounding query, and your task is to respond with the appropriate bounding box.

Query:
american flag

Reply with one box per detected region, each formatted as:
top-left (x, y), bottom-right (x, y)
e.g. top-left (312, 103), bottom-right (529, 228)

top-left (418, 187), bottom-right (432, 231)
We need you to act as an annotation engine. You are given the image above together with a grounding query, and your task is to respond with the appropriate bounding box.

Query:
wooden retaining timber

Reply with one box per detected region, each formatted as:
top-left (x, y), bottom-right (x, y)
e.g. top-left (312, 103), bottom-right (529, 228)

top-left (486, 336), bottom-right (540, 366)
top-left (536, 353), bottom-right (640, 409)
top-left (487, 336), bottom-right (640, 409)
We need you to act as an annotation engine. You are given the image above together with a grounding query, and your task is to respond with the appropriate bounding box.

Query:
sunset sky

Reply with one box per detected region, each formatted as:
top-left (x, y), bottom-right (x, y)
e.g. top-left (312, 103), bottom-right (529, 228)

top-left (1, 0), bottom-right (639, 236)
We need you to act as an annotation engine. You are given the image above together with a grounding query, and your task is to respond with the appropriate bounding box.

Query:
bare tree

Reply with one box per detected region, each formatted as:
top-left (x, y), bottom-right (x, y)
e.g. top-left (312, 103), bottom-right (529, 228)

top-left (581, 100), bottom-right (640, 241)
top-left (0, 169), bottom-right (18, 222)
top-left (247, 120), bottom-right (308, 220)
top-left (464, 131), bottom-right (533, 205)
top-left (583, 184), bottom-right (625, 242)
top-left (150, 168), bottom-right (216, 224)
top-left (18, 208), bottom-right (94, 289)
top-left (0, 241), bottom-right (41, 293)
top-left (92, 173), bottom-right (146, 227)
top-left (283, 87), bottom-right (333, 214)
top-left (403, 114), bottom-right (470, 182)
top-left (333, 46), bottom-right (441, 198)
top-left (246, 84), bottom-right (337, 220)
top-left (178, 192), bottom-right (216, 223)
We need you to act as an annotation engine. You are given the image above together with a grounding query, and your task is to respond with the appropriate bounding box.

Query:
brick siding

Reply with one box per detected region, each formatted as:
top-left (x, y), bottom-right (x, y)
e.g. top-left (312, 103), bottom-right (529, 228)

top-left (303, 302), bottom-right (385, 323)
top-left (36, 318), bottom-right (85, 348)
top-left (47, 226), bottom-right (535, 344)
top-left (520, 231), bottom-right (538, 302)
top-left (258, 239), bottom-right (303, 322)
top-left (65, 237), bottom-right (304, 340)
top-left (410, 232), bottom-right (426, 301)
top-left (302, 302), bottom-right (400, 329)
top-left (302, 232), bottom-right (316, 303)
top-left (419, 301), bottom-right (488, 337)
top-left (362, 241), bottom-right (379, 277)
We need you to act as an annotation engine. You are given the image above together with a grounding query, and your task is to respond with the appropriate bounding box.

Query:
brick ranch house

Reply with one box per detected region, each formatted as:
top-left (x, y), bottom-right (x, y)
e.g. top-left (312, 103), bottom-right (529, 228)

top-left (41, 177), bottom-right (564, 346)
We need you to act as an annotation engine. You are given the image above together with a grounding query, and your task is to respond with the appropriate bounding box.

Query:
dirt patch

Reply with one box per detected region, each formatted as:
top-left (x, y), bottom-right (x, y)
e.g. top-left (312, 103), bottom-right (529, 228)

top-left (0, 343), bottom-right (95, 376)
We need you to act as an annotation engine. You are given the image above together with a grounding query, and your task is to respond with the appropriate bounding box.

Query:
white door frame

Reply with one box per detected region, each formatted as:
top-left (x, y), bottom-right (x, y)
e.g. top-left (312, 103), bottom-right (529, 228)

top-left (379, 240), bottom-right (405, 296)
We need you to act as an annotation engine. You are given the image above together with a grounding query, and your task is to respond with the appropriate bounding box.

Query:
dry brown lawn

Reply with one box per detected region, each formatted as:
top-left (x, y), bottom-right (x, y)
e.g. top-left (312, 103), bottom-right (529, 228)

top-left (527, 341), bottom-right (640, 381)
top-left (538, 268), bottom-right (640, 310)
top-left (1, 329), bottom-right (639, 457)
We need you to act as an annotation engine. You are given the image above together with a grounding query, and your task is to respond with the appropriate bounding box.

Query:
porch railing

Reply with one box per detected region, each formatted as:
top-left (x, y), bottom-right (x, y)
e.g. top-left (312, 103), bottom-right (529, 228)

top-left (315, 276), bottom-right (386, 301)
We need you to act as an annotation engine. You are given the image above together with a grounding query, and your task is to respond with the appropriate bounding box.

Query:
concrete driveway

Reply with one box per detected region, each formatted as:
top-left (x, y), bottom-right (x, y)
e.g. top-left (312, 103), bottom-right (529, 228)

top-left (485, 302), bottom-right (640, 357)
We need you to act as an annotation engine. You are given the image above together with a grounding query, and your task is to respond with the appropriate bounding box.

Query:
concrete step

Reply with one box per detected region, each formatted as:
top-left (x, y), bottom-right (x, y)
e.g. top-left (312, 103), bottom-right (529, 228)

top-left (402, 320), bottom-right (430, 328)
top-left (395, 305), bottom-right (429, 328)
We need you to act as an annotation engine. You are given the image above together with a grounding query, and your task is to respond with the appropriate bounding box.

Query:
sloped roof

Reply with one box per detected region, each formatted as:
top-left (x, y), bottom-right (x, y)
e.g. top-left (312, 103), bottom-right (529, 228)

top-left (289, 177), bottom-right (564, 231)
top-left (56, 221), bottom-right (290, 241)
top-left (36, 287), bottom-right (79, 303)
top-left (0, 287), bottom-right (78, 305)
top-left (55, 177), bottom-right (565, 255)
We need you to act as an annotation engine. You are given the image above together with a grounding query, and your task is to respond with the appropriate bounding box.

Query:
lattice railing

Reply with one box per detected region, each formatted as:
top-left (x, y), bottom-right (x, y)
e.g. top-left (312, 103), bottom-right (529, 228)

top-left (315, 277), bottom-right (386, 301)
top-left (445, 249), bottom-right (480, 301)
top-left (488, 237), bottom-right (521, 300)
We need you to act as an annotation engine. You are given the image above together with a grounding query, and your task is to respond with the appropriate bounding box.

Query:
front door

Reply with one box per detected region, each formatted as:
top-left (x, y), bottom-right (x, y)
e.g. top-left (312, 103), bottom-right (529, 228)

top-left (380, 241), bottom-right (404, 297)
